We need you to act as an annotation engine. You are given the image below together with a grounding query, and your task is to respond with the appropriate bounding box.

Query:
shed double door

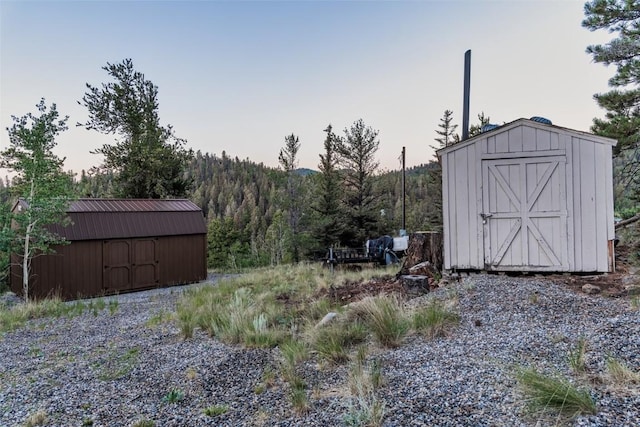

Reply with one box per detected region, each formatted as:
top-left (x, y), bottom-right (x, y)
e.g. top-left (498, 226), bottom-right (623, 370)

top-left (481, 155), bottom-right (568, 271)
top-left (103, 239), bottom-right (159, 291)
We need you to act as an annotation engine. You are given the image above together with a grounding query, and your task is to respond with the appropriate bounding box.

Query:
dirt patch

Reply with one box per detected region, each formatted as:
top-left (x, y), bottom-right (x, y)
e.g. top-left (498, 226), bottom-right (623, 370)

top-left (314, 243), bottom-right (639, 304)
top-left (316, 276), bottom-right (406, 305)
top-left (548, 243), bottom-right (638, 298)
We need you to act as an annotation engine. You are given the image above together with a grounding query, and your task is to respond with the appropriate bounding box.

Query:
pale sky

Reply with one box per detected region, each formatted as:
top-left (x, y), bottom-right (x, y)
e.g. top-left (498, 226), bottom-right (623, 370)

top-left (0, 0), bottom-right (614, 176)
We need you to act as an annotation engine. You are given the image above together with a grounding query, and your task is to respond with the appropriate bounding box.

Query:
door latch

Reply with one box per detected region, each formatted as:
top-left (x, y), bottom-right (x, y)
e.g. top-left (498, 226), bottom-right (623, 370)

top-left (480, 213), bottom-right (493, 224)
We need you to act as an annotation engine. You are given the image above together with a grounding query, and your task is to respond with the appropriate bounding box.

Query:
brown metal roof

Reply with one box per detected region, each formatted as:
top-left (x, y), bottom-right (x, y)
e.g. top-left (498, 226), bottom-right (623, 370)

top-left (69, 198), bottom-right (202, 213)
top-left (44, 199), bottom-right (206, 241)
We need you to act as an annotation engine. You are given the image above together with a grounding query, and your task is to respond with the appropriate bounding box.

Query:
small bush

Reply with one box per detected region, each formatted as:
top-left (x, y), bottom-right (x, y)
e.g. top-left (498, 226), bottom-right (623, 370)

top-left (412, 302), bottom-right (460, 339)
top-left (130, 420), bottom-right (155, 427)
top-left (516, 367), bottom-right (596, 419)
top-left (203, 404), bottom-right (228, 417)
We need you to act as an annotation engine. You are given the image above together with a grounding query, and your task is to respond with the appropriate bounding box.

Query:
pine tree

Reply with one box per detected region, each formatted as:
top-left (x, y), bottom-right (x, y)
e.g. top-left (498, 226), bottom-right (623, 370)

top-left (335, 119), bottom-right (381, 247)
top-left (278, 134), bottom-right (302, 262)
top-left (431, 110), bottom-right (459, 154)
top-left (469, 112), bottom-right (491, 137)
top-left (79, 59), bottom-right (193, 198)
top-left (583, 0), bottom-right (640, 199)
top-left (312, 125), bottom-right (343, 249)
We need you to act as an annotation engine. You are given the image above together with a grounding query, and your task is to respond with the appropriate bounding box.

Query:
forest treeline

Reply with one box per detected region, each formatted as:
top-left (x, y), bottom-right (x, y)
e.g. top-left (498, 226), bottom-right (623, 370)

top-left (68, 151), bottom-right (443, 270)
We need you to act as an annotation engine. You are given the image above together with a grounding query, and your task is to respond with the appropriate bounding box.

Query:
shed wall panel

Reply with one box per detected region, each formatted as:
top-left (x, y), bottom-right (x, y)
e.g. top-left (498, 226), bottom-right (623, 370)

top-left (442, 154), bottom-right (452, 269)
top-left (157, 234), bottom-right (207, 285)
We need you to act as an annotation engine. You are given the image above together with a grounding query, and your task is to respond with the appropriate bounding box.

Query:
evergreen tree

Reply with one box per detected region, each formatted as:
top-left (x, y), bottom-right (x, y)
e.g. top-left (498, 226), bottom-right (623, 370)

top-left (469, 112), bottom-right (491, 137)
top-left (0, 100), bottom-right (74, 300)
top-left (431, 110), bottom-right (459, 154)
top-left (312, 125), bottom-right (343, 249)
top-left (335, 119), bottom-right (381, 247)
top-left (207, 217), bottom-right (240, 270)
top-left (583, 1), bottom-right (640, 197)
top-left (278, 133), bottom-right (302, 262)
top-left (79, 59), bottom-right (193, 198)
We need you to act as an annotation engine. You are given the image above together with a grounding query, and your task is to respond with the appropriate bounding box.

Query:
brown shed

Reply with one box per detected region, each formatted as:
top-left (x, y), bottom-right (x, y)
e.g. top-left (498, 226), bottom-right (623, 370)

top-left (10, 198), bottom-right (207, 300)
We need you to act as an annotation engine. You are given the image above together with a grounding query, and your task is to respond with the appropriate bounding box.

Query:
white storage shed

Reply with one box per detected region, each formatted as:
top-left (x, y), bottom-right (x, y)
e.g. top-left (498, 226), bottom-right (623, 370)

top-left (437, 118), bottom-right (617, 273)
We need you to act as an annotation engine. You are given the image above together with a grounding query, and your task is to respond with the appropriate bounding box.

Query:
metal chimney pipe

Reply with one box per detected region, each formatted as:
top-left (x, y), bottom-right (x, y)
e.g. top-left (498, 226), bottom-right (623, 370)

top-left (462, 49), bottom-right (471, 141)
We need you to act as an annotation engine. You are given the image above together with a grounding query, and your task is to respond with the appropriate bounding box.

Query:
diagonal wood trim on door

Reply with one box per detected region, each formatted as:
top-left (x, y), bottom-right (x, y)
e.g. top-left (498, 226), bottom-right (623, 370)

top-left (482, 155), bottom-right (568, 270)
top-left (488, 165), bottom-right (521, 210)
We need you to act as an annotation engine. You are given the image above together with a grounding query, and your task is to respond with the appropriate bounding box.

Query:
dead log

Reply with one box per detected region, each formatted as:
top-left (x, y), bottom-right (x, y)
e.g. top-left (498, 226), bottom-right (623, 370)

top-left (399, 231), bottom-right (443, 275)
top-left (615, 214), bottom-right (640, 229)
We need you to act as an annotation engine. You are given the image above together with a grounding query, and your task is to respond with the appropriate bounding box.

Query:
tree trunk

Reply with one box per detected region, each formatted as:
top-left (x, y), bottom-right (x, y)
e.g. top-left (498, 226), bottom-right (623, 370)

top-left (399, 231), bottom-right (443, 275)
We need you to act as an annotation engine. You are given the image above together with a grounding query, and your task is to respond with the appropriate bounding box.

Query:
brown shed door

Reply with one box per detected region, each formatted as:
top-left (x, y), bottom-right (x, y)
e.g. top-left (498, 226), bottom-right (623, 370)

top-left (103, 240), bottom-right (131, 291)
top-left (103, 238), bottom-right (158, 292)
top-left (481, 156), bottom-right (568, 271)
top-left (132, 239), bottom-right (158, 287)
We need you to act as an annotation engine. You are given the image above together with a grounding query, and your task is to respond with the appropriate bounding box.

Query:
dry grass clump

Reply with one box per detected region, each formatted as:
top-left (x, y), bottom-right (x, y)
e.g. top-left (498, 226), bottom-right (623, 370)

top-left (348, 295), bottom-right (410, 348)
top-left (344, 347), bottom-right (386, 426)
top-left (516, 367), bottom-right (597, 420)
top-left (22, 409), bottom-right (47, 427)
top-left (568, 338), bottom-right (588, 374)
top-left (307, 320), bottom-right (368, 364)
top-left (176, 264), bottom-right (389, 344)
top-left (604, 357), bottom-right (640, 388)
top-left (411, 301), bottom-right (460, 339)
top-left (1, 297), bottom-right (116, 334)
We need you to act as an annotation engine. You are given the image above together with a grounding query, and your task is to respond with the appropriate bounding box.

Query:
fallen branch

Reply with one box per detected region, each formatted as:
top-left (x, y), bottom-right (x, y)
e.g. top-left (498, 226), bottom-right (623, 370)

top-left (615, 214), bottom-right (640, 229)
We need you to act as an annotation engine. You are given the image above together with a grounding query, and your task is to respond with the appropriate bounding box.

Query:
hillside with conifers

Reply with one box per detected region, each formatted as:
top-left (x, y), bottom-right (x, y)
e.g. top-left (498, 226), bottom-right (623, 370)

top-left (70, 150), bottom-right (443, 270)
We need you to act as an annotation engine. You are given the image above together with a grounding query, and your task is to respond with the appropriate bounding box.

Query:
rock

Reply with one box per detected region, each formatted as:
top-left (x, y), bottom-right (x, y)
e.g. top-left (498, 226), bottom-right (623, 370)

top-left (315, 312), bottom-right (338, 328)
top-left (400, 275), bottom-right (430, 296)
top-left (582, 283), bottom-right (601, 295)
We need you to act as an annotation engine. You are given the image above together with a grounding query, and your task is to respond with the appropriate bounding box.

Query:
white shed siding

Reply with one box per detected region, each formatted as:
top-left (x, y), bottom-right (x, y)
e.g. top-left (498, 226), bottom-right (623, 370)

top-left (442, 143), bottom-right (482, 269)
top-left (439, 118), bottom-right (616, 273)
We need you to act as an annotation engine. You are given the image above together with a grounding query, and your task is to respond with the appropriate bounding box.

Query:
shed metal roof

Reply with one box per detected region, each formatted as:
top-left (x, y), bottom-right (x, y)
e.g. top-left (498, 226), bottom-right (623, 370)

top-left (69, 198), bottom-right (202, 213)
top-left (16, 198), bottom-right (207, 241)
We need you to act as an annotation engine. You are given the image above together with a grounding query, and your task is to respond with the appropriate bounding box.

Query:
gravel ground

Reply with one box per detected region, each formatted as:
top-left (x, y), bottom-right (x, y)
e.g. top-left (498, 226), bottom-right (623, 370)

top-left (0, 274), bottom-right (638, 427)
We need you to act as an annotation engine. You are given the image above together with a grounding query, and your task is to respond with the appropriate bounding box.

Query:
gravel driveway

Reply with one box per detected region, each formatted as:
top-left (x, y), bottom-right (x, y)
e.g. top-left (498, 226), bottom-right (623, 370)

top-left (0, 274), bottom-right (638, 426)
